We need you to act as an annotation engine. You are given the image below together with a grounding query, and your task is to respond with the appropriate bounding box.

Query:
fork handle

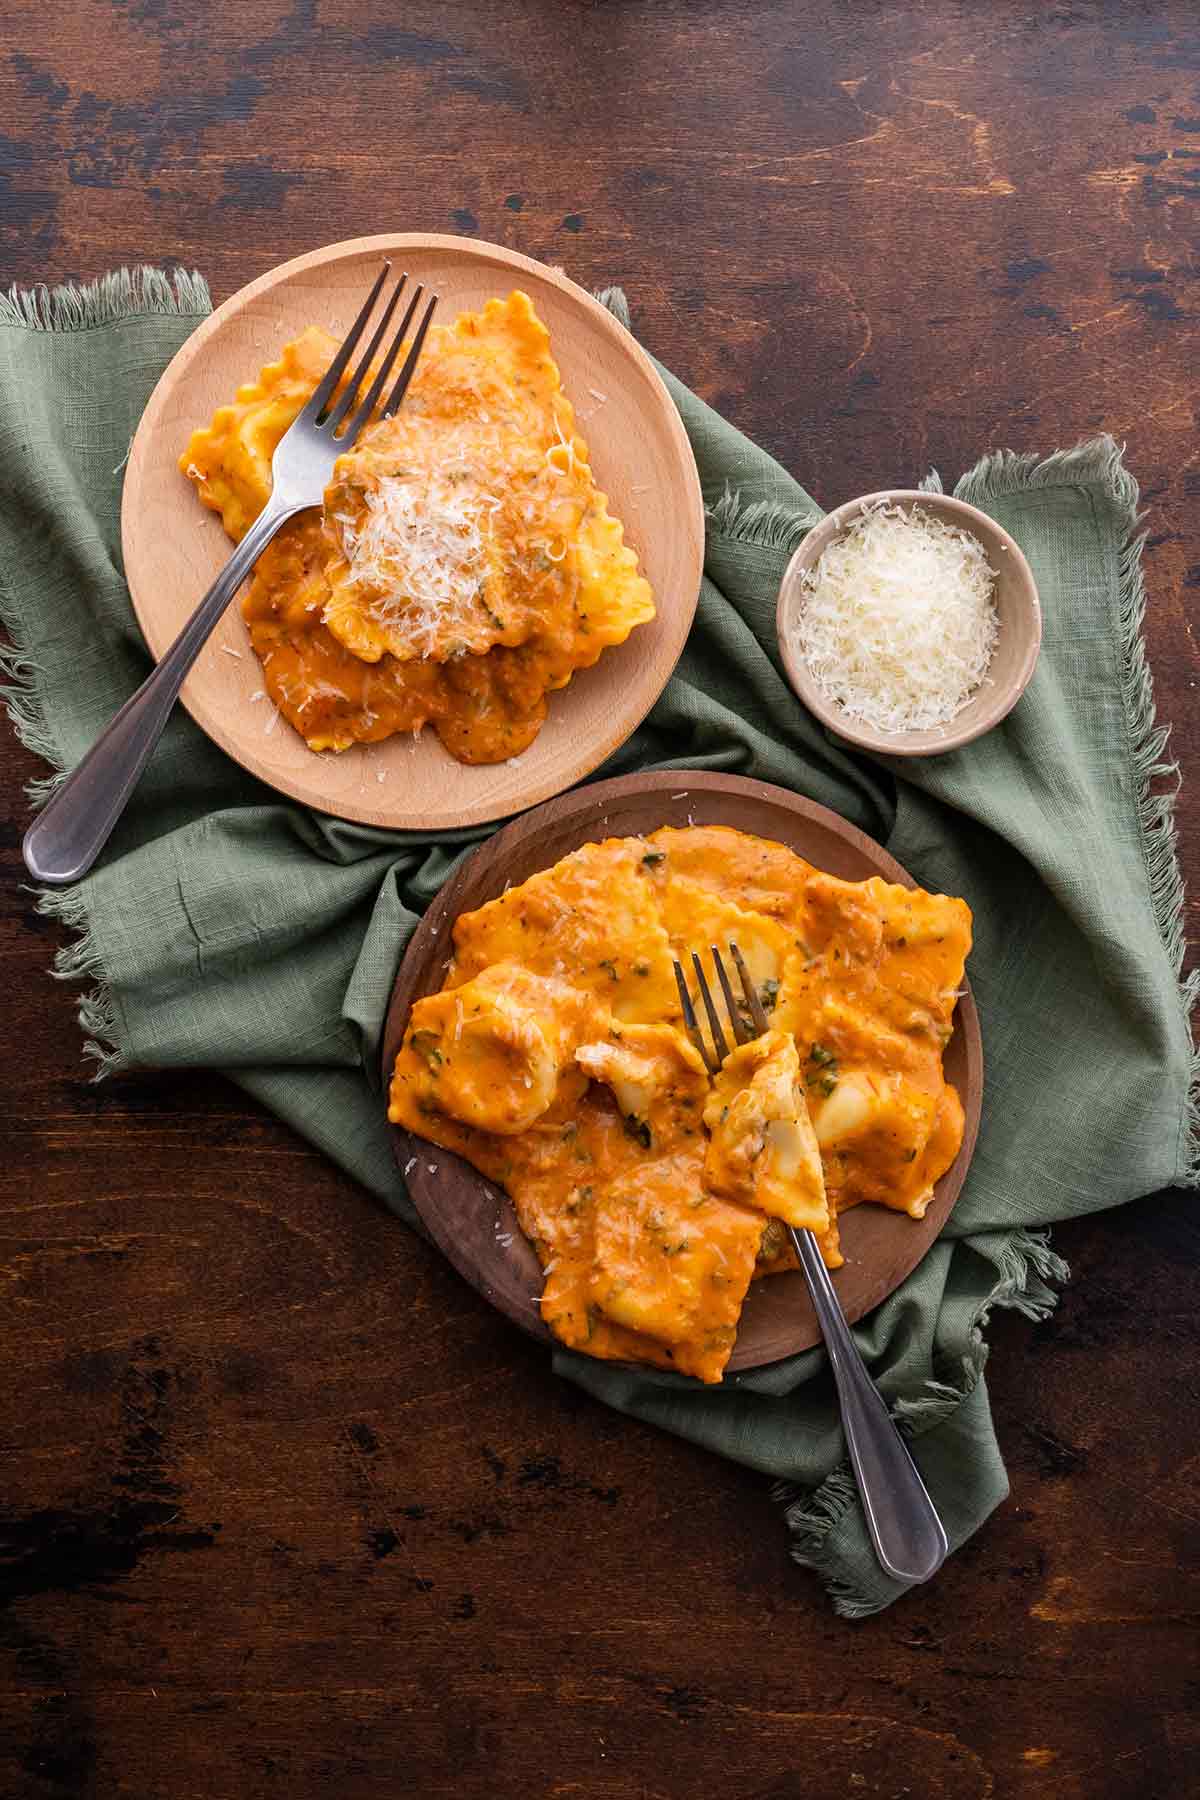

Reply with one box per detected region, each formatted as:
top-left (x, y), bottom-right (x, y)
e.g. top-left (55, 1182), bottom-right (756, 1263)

top-left (24, 499), bottom-right (305, 887)
top-left (791, 1225), bottom-right (948, 1584)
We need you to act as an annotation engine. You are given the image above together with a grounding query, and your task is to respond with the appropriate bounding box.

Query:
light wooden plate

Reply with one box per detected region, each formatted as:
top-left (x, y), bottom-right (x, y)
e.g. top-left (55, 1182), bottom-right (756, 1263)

top-left (382, 771), bottom-right (984, 1379)
top-left (120, 235), bottom-right (703, 829)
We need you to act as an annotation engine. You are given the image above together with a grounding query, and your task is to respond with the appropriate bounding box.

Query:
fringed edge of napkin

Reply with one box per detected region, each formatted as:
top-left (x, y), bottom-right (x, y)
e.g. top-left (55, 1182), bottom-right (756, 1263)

top-left (0, 264), bottom-right (211, 332)
top-left (951, 436), bottom-right (1199, 1191)
top-left (0, 629), bottom-right (128, 1074)
top-left (774, 1226), bottom-right (1070, 1619)
top-left (0, 268), bottom-right (211, 1076)
top-left (705, 486), bottom-right (819, 556)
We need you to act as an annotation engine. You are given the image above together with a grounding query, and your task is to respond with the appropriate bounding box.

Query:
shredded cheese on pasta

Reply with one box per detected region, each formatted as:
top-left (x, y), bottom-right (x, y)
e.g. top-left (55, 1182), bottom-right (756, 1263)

top-left (336, 470), bottom-right (489, 659)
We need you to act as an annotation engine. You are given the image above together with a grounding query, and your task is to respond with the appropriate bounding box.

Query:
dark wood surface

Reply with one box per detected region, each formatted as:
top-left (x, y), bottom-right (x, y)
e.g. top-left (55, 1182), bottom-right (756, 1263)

top-left (1, 3), bottom-right (1197, 1796)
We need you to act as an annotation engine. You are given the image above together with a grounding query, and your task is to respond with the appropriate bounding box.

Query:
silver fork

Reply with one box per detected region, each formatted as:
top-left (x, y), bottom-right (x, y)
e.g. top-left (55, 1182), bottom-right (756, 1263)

top-left (675, 943), bottom-right (948, 1586)
top-left (23, 263), bottom-right (438, 887)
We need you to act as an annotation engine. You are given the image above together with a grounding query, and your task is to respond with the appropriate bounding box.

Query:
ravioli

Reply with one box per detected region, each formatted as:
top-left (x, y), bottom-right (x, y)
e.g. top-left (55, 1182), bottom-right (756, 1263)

top-left (776, 874), bottom-right (973, 1219)
top-left (576, 1021), bottom-right (711, 1147)
top-left (180, 293), bottom-right (654, 764)
top-left (655, 878), bottom-right (792, 1014)
top-left (394, 964), bottom-right (605, 1136)
top-left (183, 327), bottom-right (335, 538)
top-left (389, 827), bottom-right (972, 1383)
top-left (644, 824), bottom-right (814, 920)
top-left (448, 838), bottom-right (680, 1025)
top-left (588, 1165), bottom-right (763, 1378)
top-left (704, 1030), bottom-right (831, 1238)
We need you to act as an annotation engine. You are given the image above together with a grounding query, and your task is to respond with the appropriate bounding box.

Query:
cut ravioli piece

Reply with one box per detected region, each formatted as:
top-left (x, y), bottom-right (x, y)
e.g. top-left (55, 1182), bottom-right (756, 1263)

top-left (575, 1022), bottom-right (709, 1151)
top-left (756, 1209), bottom-right (843, 1274)
top-left (448, 838), bottom-right (679, 1024)
top-left (389, 964), bottom-right (604, 1136)
top-left (807, 1070), bottom-right (942, 1216)
top-left (703, 1031), bottom-right (829, 1236)
top-left (588, 1155), bottom-right (763, 1383)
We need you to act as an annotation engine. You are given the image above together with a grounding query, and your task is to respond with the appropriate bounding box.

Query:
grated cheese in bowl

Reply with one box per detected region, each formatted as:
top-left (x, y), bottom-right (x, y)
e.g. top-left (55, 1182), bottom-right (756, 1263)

top-left (790, 501), bottom-right (1000, 734)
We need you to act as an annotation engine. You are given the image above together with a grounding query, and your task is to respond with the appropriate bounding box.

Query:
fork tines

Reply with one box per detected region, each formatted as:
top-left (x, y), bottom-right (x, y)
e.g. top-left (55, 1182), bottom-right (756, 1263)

top-left (303, 262), bottom-right (439, 447)
top-left (672, 942), bottom-right (769, 1075)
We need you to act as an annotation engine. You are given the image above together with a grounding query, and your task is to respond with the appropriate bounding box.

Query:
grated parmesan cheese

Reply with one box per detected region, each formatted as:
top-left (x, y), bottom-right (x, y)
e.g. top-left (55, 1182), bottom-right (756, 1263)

top-left (791, 501), bottom-right (999, 734)
top-left (338, 469), bottom-right (490, 657)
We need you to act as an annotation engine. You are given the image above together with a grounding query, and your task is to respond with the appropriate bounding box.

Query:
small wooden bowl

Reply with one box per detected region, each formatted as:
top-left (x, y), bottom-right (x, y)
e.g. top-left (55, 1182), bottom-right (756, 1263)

top-left (776, 489), bottom-right (1041, 757)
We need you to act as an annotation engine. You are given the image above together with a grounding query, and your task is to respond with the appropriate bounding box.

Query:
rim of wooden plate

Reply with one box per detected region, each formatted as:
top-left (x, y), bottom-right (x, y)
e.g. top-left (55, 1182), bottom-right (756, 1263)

top-left (381, 770), bottom-right (984, 1380)
top-left (120, 234), bottom-right (703, 829)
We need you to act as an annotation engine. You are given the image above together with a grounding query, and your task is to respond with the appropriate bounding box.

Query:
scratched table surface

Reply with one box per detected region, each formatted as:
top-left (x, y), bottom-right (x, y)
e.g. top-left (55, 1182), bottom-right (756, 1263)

top-left (1, 3), bottom-right (1198, 1797)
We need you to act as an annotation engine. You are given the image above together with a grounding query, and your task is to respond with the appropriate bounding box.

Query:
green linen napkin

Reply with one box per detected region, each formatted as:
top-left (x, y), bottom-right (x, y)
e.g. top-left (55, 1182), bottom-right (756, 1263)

top-left (2, 268), bottom-right (1195, 1616)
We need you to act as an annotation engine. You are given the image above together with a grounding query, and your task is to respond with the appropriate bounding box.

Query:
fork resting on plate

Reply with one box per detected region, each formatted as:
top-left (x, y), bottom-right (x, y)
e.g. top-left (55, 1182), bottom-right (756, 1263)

top-left (675, 942), bottom-right (948, 1586)
top-left (24, 264), bottom-right (437, 887)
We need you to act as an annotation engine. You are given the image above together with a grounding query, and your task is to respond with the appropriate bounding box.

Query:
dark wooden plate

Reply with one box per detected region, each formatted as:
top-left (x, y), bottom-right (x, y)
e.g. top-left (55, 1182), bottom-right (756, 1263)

top-left (381, 771), bottom-right (984, 1378)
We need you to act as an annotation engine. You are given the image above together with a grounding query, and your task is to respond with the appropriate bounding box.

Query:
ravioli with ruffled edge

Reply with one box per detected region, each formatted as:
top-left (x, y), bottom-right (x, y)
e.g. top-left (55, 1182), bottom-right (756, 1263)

top-left (180, 292), bottom-right (654, 764)
top-left (389, 825), bottom-right (972, 1384)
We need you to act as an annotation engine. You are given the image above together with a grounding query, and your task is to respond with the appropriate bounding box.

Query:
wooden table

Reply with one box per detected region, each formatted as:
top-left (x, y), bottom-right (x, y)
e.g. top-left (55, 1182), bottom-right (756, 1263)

top-left (1, 4), bottom-right (1197, 1795)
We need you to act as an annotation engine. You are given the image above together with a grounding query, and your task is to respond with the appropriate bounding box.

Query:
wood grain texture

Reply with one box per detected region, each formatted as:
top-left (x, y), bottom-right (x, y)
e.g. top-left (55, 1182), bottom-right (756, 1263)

top-left (1, 2), bottom-right (1198, 1797)
top-left (123, 234), bottom-right (702, 828)
top-left (383, 770), bottom-right (983, 1370)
